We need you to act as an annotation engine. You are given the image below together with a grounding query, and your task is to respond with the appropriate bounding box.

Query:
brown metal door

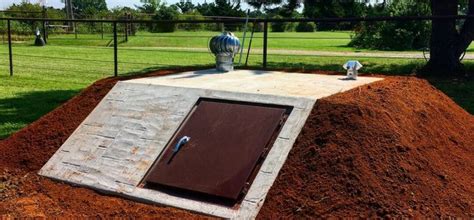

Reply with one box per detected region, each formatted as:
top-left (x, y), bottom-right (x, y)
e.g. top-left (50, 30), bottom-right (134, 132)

top-left (144, 99), bottom-right (290, 202)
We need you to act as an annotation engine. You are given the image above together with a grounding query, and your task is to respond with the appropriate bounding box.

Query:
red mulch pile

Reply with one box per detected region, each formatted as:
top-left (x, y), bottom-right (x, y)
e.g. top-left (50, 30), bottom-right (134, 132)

top-left (259, 77), bottom-right (474, 218)
top-left (0, 69), bottom-right (209, 219)
top-left (1, 69), bottom-right (473, 218)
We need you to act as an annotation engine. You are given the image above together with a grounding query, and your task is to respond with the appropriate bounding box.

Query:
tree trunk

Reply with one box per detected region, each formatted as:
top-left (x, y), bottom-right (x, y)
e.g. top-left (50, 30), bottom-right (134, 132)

top-left (455, 0), bottom-right (474, 58)
top-left (65, 0), bottom-right (75, 33)
top-left (422, 0), bottom-right (463, 75)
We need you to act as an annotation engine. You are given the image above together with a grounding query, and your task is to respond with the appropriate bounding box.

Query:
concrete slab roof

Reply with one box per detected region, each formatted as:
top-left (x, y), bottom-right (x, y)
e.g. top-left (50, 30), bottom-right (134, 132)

top-left (126, 69), bottom-right (382, 99)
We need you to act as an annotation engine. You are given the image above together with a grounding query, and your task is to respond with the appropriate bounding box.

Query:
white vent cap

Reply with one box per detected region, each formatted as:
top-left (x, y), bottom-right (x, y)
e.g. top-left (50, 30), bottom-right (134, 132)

top-left (343, 60), bottom-right (363, 70)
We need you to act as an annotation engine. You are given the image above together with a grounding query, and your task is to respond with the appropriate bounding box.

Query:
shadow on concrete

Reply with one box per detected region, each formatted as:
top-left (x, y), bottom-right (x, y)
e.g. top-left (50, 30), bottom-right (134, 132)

top-left (262, 61), bottom-right (423, 75)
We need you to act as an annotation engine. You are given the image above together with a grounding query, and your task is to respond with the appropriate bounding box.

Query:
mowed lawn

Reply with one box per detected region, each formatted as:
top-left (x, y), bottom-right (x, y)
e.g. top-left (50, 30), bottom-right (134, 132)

top-left (42, 31), bottom-right (358, 52)
top-left (0, 31), bottom-right (472, 138)
top-left (40, 30), bottom-right (474, 52)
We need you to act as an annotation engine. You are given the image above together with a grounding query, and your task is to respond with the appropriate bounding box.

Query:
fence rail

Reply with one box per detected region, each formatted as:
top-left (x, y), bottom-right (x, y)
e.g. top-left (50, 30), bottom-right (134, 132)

top-left (2, 15), bottom-right (474, 23)
top-left (2, 15), bottom-right (472, 77)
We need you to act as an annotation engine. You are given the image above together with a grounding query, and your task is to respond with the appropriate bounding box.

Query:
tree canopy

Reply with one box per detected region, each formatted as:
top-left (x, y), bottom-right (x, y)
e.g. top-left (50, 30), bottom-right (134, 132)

top-left (350, 0), bottom-right (431, 50)
top-left (136, 0), bottom-right (161, 13)
top-left (70, 0), bottom-right (108, 17)
top-left (196, 0), bottom-right (245, 18)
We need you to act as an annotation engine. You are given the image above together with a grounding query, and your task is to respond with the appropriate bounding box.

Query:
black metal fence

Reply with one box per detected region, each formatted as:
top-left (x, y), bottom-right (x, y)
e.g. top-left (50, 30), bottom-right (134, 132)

top-left (1, 15), bottom-right (473, 77)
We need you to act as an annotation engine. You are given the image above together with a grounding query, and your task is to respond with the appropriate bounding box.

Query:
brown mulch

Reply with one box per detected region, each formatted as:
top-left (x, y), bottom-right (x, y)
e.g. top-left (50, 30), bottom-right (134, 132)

top-left (1, 69), bottom-right (473, 218)
top-left (259, 76), bottom-right (474, 218)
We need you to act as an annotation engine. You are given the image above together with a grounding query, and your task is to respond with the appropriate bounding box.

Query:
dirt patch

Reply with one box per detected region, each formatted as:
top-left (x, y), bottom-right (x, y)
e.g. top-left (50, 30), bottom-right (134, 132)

top-left (1, 69), bottom-right (473, 218)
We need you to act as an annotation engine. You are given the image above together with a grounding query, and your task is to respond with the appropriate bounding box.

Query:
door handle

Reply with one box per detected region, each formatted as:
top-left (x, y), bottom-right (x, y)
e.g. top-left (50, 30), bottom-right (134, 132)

top-left (173, 136), bottom-right (191, 153)
top-left (168, 136), bottom-right (190, 164)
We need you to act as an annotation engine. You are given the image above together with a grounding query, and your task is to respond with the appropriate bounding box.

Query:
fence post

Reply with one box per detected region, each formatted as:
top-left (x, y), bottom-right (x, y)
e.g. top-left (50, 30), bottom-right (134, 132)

top-left (125, 13), bottom-right (130, 42)
top-left (74, 23), bottom-right (77, 39)
top-left (42, 6), bottom-right (47, 44)
top-left (7, 19), bottom-right (13, 77)
top-left (113, 21), bottom-right (118, 77)
top-left (263, 21), bottom-right (268, 69)
top-left (125, 23), bottom-right (128, 42)
top-left (42, 20), bottom-right (47, 44)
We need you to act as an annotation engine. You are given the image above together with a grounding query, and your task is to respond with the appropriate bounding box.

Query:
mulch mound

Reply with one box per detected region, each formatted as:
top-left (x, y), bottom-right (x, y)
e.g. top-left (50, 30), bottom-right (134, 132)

top-left (259, 77), bottom-right (474, 218)
top-left (1, 69), bottom-right (473, 218)
top-left (0, 68), bottom-right (209, 219)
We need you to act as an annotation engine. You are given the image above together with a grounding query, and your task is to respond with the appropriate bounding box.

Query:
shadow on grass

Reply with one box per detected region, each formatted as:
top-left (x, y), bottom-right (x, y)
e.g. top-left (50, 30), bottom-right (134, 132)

top-left (426, 77), bottom-right (474, 114)
top-left (0, 89), bottom-right (80, 139)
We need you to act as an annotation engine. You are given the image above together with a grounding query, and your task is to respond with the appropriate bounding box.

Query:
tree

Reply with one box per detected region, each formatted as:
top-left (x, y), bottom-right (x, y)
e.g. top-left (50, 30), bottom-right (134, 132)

top-left (349, 0), bottom-right (431, 50)
top-left (151, 4), bottom-right (179, 32)
top-left (421, 0), bottom-right (474, 76)
top-left (245, 0), bottom-right (301, 18)
top-left (175, 1), bottom-right (195, 13)
top-left (178, 11), bottom-right (205, 31)
top-left (71, 0), bottom-right (108, 17)
top-left (5, 2), bottom-right (43, 18)
top-left (4, 2), bottom-right (44, 33)
top-left (137, 0), bottom-right (161, 14)
top-left (136, 0), bottom-right (162, 31)
top-left (246, 0), bottom-right (284, 12)
top-left (303, 0), bottom-right (367, 30)
top-left (196, 0), bottom-right (245, 18)
top-left (303, 0), bottom-right (345, 30)
top-left (195, 0), bottom-right (245, 31)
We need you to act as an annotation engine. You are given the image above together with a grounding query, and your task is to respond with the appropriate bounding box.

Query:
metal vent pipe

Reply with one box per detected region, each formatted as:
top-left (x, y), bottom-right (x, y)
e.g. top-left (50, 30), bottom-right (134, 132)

top-left (209, 32), bottom-right (241, 72)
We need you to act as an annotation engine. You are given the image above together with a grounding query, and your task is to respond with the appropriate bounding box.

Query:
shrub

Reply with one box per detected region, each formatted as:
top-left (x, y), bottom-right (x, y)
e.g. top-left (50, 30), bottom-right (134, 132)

top-left (205, 23), bottom-right (223, 32)
top-left (178, 11), bottom-right (205, 31)
top-left (151, 5), bottom-right (179, 32)
top-left (285, 22), bottom-right (297, 32)
top-left (248, 22), bottom-right (265, 32)
top-left (223, 22), bottom-right (242, 32)
top-left (271, 15), bottom-right (287, 32)
top-left (296, 22), bottom-right (316, 32)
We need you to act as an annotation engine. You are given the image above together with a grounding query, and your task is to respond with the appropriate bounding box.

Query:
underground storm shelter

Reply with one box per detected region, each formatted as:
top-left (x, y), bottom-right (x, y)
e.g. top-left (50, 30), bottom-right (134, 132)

top-left (39, 30), bottom-right (381, 219)
top-left (39, 69), bottom-right (381, 218)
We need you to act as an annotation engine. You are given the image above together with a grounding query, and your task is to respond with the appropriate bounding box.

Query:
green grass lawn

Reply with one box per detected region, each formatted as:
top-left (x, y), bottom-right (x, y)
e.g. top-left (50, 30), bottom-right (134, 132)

top-left (0, 31), bottom-right (472, 139)
top-left (33, 31), bottom-right (360, 52)
top-left (31, 31), bottom-right (474, 52)
top-left (126, 31), bottom-right (358, 52)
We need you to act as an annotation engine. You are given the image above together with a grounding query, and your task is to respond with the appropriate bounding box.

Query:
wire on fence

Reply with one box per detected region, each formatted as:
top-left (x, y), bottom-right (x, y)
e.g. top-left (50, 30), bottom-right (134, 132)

top-left (2, 15), bottom-right (474, 24)
top-left (2, 15), bottom-right (473, 77)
